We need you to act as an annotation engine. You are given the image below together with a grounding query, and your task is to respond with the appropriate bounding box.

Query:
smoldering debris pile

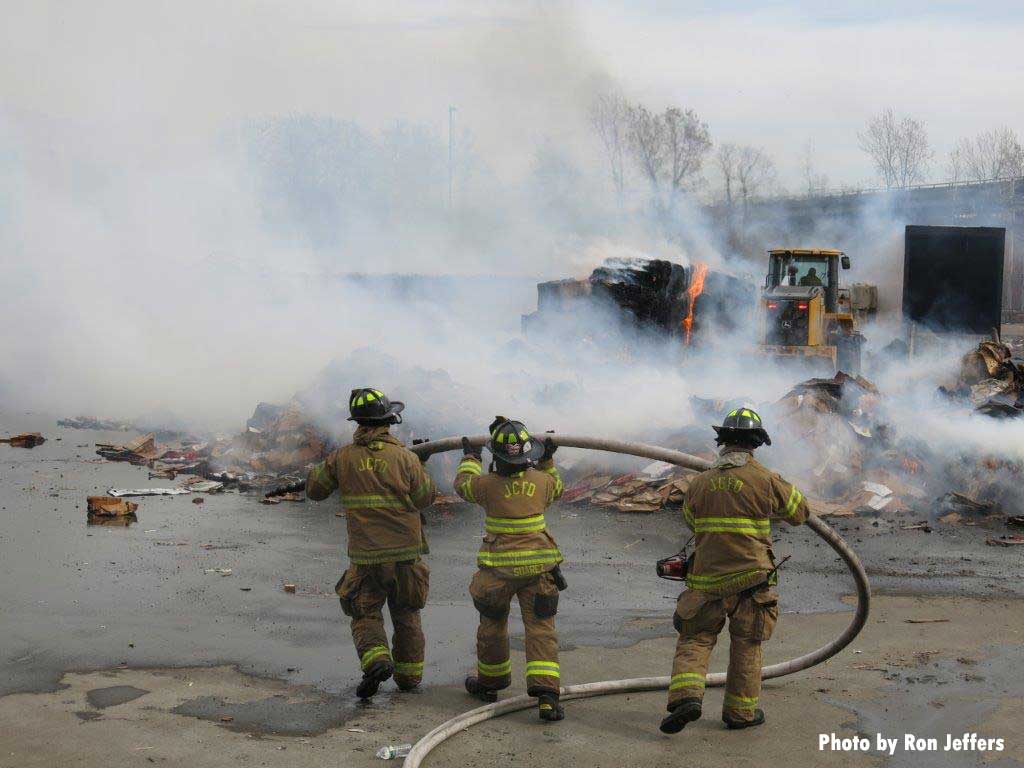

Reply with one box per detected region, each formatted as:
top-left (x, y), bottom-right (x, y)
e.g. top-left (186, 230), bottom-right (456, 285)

top-left (84, 347), bottom-right (484, 499)
top-left (208, 405), bottom-right (330, 477)
top-left (81, 325), bottom-right (1022, 532)
top-left (560, 340), bottom-right (1024, 529)
top-left (295, 348), bottom-right (480, 437)
top-left (521, 257), bottom-right (755, 344)
top-left (563, 463), bottom-right (694, 513)
top-left (939, 340), bottom-right (1024, 419)
top-left (87, 406), bottom-right (332, 495)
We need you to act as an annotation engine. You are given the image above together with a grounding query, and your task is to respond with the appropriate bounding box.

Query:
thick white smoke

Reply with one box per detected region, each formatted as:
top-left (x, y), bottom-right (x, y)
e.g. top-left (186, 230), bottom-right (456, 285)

top-left (2, 0), bottom-right (1021, 507)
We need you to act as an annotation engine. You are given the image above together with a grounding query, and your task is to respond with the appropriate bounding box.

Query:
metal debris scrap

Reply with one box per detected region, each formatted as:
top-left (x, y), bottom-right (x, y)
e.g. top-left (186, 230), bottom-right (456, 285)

top-left (181, 479), bottom-right (224, 493)
top-left (108, 487), bottom-right (191, 497)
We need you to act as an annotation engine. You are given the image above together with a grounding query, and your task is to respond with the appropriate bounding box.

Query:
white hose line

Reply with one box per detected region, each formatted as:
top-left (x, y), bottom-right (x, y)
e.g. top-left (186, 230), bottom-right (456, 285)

top-left (403, 435), bottom-right (871, 768)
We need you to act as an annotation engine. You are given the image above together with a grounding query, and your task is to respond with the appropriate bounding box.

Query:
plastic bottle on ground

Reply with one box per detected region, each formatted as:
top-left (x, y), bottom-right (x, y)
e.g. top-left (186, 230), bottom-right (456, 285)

top-left (375, 744), bottom-right (413, 760)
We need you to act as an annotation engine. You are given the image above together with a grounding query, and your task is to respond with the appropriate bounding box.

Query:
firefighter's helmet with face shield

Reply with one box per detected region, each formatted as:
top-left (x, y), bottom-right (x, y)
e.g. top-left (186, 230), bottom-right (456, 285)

top-left (712, 407), bottom-right (771, 447)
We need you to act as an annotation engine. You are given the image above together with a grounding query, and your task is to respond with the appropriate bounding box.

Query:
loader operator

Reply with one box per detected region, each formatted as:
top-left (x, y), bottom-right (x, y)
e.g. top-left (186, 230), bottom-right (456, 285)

top-left (660, 408), bottom-right (808, 734)
top-left (305, 388), bottom-right (436, 699)
top-left (454, 417), bottom-right (567, 721)
top-left (798, 267), bottom-right (823, 286)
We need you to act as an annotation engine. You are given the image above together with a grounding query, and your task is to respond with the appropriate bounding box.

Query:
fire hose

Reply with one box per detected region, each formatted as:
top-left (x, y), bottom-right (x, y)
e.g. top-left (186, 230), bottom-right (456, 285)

top-left (400, 434), bottom-right (870, 768)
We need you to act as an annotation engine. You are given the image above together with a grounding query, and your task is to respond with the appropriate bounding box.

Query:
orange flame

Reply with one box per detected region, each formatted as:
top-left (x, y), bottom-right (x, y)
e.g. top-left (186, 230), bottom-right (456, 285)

top-left (682, 262), bottom-right (708, 345)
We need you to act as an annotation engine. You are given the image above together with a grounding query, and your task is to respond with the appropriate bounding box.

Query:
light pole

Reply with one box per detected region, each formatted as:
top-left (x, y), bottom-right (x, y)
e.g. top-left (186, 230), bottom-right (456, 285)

top-left (448, 105), bottom-right (456, 211)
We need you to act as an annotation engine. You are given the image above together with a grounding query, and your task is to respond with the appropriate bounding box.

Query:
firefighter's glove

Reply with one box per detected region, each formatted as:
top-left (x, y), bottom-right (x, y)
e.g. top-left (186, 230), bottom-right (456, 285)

top-left (541, 437), bottom-right (557, 461)
top-left (412, 437), bottom-right (431, 464)
top-left (461, 436), bottom-right (482, 461)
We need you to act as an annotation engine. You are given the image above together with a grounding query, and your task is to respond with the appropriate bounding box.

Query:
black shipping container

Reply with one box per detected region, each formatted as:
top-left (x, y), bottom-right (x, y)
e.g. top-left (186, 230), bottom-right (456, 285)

top-left (903, 225), bottom-right (1005, 334)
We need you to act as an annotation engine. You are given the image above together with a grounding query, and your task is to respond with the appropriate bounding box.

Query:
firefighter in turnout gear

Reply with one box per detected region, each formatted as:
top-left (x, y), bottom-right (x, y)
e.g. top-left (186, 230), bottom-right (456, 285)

top-left (305, 388), bottom-right (436, 699)
top-left (660, 408), bottom-right (809, 734)
top-left (454, 417), bottom-right (567, 721)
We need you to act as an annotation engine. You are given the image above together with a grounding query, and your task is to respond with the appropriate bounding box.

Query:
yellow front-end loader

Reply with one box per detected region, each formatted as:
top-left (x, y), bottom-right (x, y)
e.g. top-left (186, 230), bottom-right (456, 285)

top-left (759, 248), bottom-right (866, 374)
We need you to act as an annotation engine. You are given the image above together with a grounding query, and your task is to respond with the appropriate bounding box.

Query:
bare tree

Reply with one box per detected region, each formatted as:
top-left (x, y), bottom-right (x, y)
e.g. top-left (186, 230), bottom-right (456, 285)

top-left (717, 143), bottom-right (776, 208)
top-left (735, 145), bottom-right (776, 202)
top-left (625, 104), bottom-right (665, 193)
top-left (714, 143), bottom-right (776, 253)
top-left (948, 127), bottom-right (1024, 182)
top-left (662, 107), bottom-right (712, 197)
top-left (625, 103), bottom-right (711, 208)
top-left (589, 93), bottom-right (631, 204)
top-left (716, 143), bottom-right (739, 207)
top-left (947, 143), bottom-right (967, 185)
top-left (799, 139), bottom-right (829, 196)
top-left (858, 108), bottom-right (932, 188)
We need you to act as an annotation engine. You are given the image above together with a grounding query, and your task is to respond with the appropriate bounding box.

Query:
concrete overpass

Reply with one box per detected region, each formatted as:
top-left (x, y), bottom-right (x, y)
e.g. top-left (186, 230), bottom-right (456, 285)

top-left (705, 177), bottom-right (1024, 314)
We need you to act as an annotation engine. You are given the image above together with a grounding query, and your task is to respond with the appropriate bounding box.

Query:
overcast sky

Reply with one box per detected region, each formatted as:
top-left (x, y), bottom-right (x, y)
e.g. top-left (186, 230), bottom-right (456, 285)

top-left (2, 1), bottom-right (1022, 190)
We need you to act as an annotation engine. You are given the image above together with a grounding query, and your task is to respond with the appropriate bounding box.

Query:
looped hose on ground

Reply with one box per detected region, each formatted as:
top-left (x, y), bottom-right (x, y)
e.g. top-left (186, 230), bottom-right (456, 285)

top-left (405, 434), bottom-right (871, 768)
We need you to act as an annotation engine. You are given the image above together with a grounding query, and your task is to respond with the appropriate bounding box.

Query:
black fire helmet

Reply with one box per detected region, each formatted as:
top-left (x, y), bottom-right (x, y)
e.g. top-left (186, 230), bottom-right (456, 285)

top-left (487, 416), bottom-right (546, 465)
top-left (347, 388), bottom-right (404, 424)
top-left (712, 407), bottom-right (771, 447)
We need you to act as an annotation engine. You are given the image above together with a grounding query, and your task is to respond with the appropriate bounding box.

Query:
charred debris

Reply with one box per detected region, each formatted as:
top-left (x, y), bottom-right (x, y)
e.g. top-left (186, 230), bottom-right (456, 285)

top-left (69, 338), bottom-right (1024, 537)
top-left (522, 257), bottom-right (754, 346)
top-left (55, 253), bottom-right (1022, 535)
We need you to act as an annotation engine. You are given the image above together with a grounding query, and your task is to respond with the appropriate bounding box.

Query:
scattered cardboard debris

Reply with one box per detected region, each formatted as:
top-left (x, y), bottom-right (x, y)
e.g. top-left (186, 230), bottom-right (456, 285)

top-left (986, 536), bottom-right (1024, 547)
top-left (87, 496), bottom-right (139, 517)
top-left (1, 432), bottom-right (46, 448)
top-left (261, 493), bottom-right (305, 505)
top-left (96, 433), bottom-right (158, 464)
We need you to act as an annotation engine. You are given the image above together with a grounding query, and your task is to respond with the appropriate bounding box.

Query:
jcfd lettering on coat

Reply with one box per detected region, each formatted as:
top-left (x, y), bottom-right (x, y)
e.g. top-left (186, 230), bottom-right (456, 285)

top-left (513, 564), bottom-right (546, 576)
top-left (708, 476), bottom-right (744, 493)
top-left (358, 457), bottom-right (388, 473)
top-left (503, 480), bottom-right (537, 499)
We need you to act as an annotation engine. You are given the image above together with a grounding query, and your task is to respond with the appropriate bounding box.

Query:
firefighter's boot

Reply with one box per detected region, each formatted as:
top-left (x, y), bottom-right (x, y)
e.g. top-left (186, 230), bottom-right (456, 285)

top-left (659, 697), bottom-right (703, 734)
top-left (538, 692), bottom-right (564, 722)
top-left (723, 708), bottom-right (765, 730)
top-left (356, 660), bottom-right (394, 699)
top-left (464, 675), bottom-right (498, 703)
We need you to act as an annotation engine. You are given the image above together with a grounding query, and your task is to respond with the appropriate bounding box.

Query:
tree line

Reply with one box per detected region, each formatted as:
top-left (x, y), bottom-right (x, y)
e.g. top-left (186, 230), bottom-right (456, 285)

top-left (591, 92), bottom-right (1024, 207)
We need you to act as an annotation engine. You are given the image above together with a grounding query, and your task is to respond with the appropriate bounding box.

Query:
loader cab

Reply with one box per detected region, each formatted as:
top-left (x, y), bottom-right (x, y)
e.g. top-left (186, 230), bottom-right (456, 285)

top-left (765, 249), bottom-right (850, 313)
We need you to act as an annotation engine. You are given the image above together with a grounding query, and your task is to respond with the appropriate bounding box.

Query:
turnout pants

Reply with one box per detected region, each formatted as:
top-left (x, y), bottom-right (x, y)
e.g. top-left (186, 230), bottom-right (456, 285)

top-left (469, 568), bottom-right (561, 696)
top-left (667, 586), bottom-right (779, 723)
top-left (335, 559), bottom-right (430, 687)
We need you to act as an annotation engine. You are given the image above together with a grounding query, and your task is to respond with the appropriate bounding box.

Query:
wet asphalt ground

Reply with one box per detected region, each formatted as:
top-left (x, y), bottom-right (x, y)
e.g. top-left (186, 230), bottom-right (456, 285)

top-left (2, 411), bottom-right (1023, 766)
